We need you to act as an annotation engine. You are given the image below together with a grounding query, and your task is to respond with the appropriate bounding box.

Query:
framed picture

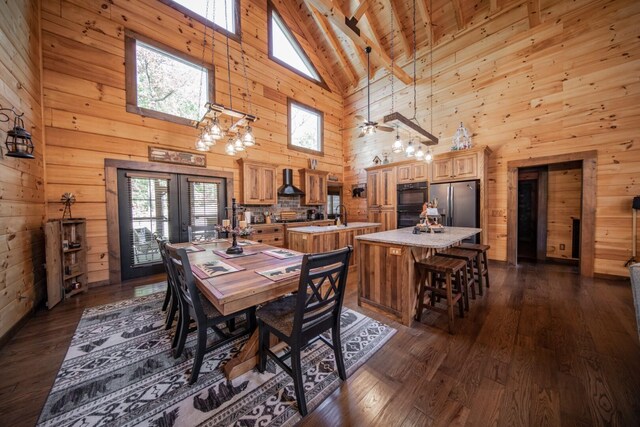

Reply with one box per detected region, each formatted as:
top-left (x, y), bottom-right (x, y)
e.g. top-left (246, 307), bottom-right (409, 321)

top-left (351, 183), bottom-right (367, 198)
top-left (148, 146), bottom-right (206, 167)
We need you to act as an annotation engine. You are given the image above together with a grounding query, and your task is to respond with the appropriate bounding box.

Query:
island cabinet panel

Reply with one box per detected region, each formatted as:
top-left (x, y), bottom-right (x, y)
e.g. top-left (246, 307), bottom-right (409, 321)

top-left (287, 224), bottom-right (380, 267)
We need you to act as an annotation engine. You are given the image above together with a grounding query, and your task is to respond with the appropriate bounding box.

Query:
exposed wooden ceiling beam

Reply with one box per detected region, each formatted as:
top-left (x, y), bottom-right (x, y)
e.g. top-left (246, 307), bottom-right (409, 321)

top-left (451, 0), bottom-right (465, 29)
top-left (527, 0), bottom-right (541, 27)
top-left (352, 0), bottom-right (370, 20)
top-left (489, 0), bottom-right (499, 13)
top-left (276, 0), bottom-right (341, 90)
top-left (304, 0), bottom-right (413, 84)
top-left (389, 0), bottom-right (412, 56)
top-left (416, 0), bottom-right (432, 30)
top-left (309, 6), bottom-right (360, 88)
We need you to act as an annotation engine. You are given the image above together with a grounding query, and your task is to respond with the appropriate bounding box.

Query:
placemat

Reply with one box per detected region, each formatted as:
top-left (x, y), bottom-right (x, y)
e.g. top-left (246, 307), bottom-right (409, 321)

top-left (262, 248), bottom-right (304, 260)
top-left (236, 239), bottom-right (260, 246)
top-left (256, 263), bottom-right (302, 282)
top-left (212, 249), bottom-right (258, 259)
top-left (183, 245), bottom-right (205, 253)
top-left (192, 259), bottom-right (245, 279)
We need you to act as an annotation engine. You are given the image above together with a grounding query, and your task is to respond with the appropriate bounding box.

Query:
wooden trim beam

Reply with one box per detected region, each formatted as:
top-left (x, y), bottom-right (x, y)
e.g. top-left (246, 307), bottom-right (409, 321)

top-left (527, 0), bottom-right (541, 27)
top-left (304, 0), bottom-right (412, 84)
top-left (310, 7), bottom-right (359, 88)
top-left (416, 0), bottom-right (432, 36)
top-left (390, 0), bottom-right (412, 56)
top-left (489, 0), bottom-right (499, 13)
top-left (352, 0), bottom-right (370, 20)
top-left (451, 0), bottom-right (465, 29)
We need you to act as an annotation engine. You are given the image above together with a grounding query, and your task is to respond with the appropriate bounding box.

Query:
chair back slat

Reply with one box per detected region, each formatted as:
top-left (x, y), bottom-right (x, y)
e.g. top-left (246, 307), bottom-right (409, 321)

top-left (188, 225), bottom-right (219, 243)
top-left (293, 246), bottom-right (352, 335)
top-left (165, 245), bottom-right (206, 320)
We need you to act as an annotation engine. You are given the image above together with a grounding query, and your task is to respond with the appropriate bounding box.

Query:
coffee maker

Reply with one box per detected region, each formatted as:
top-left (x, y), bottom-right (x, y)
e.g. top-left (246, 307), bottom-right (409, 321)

top-left (306, 209), bottom-right (316, 220)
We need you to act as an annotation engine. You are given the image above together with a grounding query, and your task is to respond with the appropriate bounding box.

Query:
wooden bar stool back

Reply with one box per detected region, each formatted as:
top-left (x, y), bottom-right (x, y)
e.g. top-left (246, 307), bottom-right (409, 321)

top-left (457, 243), bottom-right (491, 295)
top-left (414, 256), bottom-right (467, 334)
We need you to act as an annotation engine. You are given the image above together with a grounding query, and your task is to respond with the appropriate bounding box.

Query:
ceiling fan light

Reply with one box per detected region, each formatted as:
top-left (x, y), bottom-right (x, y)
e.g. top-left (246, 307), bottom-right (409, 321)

top-left (242, 125), bottom-right (255, 147)
top-left (415, 145), bottom-right (425, 159)
top-left (424, 147), bottom-right (433, 164)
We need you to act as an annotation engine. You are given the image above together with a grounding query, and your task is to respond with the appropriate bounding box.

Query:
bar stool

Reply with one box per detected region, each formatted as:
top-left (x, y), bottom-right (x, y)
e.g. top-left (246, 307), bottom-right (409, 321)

top-left (414, 256), bottom-right (467, 334)
top-left (435, 247), bottom-right (478, 310)
top-left (457, 243), bottom-right (491, 295)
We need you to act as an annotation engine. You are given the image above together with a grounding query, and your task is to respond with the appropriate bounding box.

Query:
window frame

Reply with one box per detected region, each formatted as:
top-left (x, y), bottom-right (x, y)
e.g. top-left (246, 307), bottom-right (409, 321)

top-left (267, 1), bottom-right (329, 91)
top-left (287, 98), bottom-right (324, 156)
top-left (124, 29), bottom-right (215, 126)
top-left (158, 0), bottom-right (241, 41)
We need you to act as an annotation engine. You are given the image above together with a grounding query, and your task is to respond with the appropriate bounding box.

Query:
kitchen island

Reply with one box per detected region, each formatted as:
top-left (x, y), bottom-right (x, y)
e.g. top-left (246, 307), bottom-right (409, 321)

top-left (355, 227), bottom-right (481, 326)
top-left (287, 222), bottom-right (381, 267)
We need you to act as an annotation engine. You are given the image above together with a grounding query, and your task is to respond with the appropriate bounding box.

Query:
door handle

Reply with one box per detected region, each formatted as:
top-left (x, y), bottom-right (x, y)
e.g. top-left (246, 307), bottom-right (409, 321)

top-left (181, 222), bottom-right (188, 232)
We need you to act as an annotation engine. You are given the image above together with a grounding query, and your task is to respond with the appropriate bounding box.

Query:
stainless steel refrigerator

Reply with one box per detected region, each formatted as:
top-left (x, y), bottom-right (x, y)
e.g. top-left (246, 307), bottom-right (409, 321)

top-left (429, 180), bottom-right (480, 243)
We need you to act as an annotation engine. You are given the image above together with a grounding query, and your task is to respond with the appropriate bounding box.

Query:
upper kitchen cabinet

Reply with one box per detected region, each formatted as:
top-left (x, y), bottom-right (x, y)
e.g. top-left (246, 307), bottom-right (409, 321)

top-left (299, 169), bottom-right (328, 205)
top-left (366, 165), bottom-right (397, 209)
top-left (238, 159), bottom-right (278, 205)
top-left (430, 146), bottom-right (490, 183)
top-left (397, 162), bottom-right (428, 184)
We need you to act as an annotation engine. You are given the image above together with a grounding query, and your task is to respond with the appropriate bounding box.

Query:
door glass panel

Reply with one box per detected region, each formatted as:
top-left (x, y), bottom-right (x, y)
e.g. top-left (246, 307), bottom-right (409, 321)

top-left (189, 181), bottom-right (222, 226)
top-left (128, 176), bottom-right (170, 266)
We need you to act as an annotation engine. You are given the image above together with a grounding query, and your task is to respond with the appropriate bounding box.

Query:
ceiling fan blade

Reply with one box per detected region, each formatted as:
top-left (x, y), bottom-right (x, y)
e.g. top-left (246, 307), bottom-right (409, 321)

top-left (355, 115), bottom-right (365, 123)
top-left (377, 125), bottom-right (395, 132)
top-left (356, 128), bottom-right (366, 138)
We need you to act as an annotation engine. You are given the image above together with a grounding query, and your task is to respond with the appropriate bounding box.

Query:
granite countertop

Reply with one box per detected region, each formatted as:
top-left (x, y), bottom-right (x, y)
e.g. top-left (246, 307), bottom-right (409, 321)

top-left (355, 226), bottom-right (482, 248)
top-left (286, 222), bottom-right (382, 234)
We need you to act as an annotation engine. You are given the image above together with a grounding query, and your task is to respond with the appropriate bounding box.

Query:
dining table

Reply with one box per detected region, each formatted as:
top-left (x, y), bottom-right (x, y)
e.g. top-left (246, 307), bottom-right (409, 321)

top-left (171, 239), bottom-right (305, 380)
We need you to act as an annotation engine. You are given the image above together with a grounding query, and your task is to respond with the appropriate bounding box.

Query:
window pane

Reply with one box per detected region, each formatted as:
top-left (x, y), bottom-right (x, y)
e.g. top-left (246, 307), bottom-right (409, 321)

top-left (189, 181), bottom-right (220, 226)
top-left (136, 42), bottom-right (208, 121)
top-left (271, 12), bottom-right (319, 81)
top-left (171, 0), bottom-right (235, 33)
top-left (290, 104), bottom-right (321, 152)
top-left (128, 177), bottom-right (169, 266)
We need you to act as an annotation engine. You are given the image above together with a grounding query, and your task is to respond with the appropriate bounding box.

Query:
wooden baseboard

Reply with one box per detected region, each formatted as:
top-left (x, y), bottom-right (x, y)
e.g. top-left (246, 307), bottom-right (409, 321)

top-left (545, 257), bottom-right (579, 266)
top-left (0, 307), bottom-right (35, 350)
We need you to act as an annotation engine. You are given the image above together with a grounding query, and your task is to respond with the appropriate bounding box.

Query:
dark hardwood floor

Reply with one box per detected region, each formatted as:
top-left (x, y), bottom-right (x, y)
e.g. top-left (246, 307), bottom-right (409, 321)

top-left (1, 263), bottom-right (639, 426)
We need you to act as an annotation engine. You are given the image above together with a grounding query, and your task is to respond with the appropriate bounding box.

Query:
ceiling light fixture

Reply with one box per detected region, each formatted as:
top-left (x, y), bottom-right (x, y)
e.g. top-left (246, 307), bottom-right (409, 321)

top-left (415, 145), bottom-right (425, 159)
top-left (406, 140), bottom-right (415, 157)
top-left (1, 107), bottom-right (34, 159)
top-left (391, 128), bottom-right (404, 153)
top-left (424, 147), bottom-right (433, 164)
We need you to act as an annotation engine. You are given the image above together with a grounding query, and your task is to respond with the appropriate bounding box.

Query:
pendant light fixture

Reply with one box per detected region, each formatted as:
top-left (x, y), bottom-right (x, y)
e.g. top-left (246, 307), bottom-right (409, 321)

top-left (424, 0), bottom-right (435, 164)
top-left (415, 145), bottom-right (425, 159)
top-left (406, 140), bottom-right (416, 157)
top-left (391, 127), bottom-right (404, 153)
top-left (194, 0), bottom-right (258, 155)
top-left (1, 107), bottom-right (34, 159)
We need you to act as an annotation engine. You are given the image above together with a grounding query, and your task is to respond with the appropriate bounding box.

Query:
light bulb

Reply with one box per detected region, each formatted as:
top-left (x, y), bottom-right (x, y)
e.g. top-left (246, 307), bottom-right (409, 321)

top-left (242, 125), bottom-right (255, 147)
top-left (233, 135), bottom-right (245, 151)
top-left (415, 145), bottom-right (425, 159)
top-left (210, 117), bottom-right (223, 140)
top-left (424, 148), bottom-right (433, 164)
top-left (391, 134), bottom-right (404, 153)
top-left (195, 138), bottom-right (208, 151)
top-left (405, 141), bottom-right (415, 157)
top-left (225, 139), bottom-right (236, 155)
top-left (365, 125), bottom-right (376, 135)
top-left (202, 131), bottom-right (215, 147)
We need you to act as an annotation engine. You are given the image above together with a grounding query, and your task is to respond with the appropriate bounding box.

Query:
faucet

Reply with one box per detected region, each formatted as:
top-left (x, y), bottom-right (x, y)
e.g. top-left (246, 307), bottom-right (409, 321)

top-left (336, 204), bottom-right (348, 226)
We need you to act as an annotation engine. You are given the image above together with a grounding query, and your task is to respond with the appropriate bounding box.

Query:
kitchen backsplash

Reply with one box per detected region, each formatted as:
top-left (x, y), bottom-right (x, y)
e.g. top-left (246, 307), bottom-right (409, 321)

top-left (242, 196), bottom-right (326, 221)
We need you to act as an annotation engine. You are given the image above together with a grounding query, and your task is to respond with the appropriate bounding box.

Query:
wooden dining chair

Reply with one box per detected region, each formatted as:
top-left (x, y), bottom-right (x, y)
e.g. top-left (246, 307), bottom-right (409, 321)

top-left (256, 245), bottom-right (353, 416)
top-left (165, 245), bottom-right (256, 385)
top-left (156, 238), bottom-right (179, 330)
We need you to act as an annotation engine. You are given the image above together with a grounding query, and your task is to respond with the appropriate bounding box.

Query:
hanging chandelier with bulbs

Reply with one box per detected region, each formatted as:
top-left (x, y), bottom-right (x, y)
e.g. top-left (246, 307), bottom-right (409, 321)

top-left (194, 0), bottom-right (258, 156)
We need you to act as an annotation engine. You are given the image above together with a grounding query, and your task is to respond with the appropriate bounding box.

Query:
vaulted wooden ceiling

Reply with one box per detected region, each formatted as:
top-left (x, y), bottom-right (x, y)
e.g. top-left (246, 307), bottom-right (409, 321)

top-left (277, 0), bottom-right (543, 94)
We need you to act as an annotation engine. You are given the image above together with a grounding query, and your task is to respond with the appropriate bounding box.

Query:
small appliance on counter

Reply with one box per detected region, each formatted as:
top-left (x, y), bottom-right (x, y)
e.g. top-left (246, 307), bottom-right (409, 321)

top-left (307, 209), bottom-right (317, 220)
top-left (314, 212), bottom-right (324, 220)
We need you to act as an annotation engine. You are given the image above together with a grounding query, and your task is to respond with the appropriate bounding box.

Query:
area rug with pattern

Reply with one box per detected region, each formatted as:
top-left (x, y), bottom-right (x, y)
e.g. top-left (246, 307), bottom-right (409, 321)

top-left (37, 290), bottom-right (396, 426)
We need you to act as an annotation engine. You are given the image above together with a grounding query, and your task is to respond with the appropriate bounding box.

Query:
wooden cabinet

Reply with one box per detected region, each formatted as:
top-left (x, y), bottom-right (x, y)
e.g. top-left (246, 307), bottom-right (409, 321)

top-left (367, 170), bottom-right (380, 208)
top-left (238, 159), bottom-right (277, 205)
top-left (366, 166), bottom-right (396, 208)
top-left (45, 219), bottom-right (88, 309)
top-left (397, 162), bottom-right (428, 184)
top-left (367, 208), bottom-right (396, 231)
top-left (431, 151), bottom-right (479, 183)
top-left (248, 224), bottom-right (285, 247)
top-left (299, 169), bottom-right (328, 205)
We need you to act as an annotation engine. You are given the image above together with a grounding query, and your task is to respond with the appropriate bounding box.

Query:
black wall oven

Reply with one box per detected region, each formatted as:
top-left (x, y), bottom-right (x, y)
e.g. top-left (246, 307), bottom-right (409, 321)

top-left (397, 181), bottom-right (428, 228)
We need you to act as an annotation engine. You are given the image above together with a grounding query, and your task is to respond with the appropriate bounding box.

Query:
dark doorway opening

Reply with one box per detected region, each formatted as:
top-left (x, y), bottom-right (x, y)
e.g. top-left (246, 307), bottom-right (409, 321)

top-left (517, 167), bottom-right (547, 262)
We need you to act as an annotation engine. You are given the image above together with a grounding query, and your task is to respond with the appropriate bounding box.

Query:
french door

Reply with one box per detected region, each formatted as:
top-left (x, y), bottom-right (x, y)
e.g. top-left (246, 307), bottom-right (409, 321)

top-left (117, 170), bottom-right (227, 280)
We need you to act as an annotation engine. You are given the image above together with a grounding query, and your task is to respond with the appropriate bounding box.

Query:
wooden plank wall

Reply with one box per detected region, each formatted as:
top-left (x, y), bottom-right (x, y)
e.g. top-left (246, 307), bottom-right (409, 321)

top-left (40, 0), bottom-right (345, 284)
top-left (343, 0), bottom-right (640, 277)
top-left (0, 0), bottom-right (46, 338)
top-left (546, 164), bottom-right (581, 260)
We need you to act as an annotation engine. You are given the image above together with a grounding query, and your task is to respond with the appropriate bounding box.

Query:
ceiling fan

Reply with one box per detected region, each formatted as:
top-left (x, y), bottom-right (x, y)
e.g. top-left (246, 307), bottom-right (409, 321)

top-left (355, 46), bottom-right (394, 138)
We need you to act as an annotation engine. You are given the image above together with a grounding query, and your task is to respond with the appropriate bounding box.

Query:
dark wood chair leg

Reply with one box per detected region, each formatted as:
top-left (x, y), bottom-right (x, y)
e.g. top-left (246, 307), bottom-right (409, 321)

top-left (258, 321), bottom-right (268, 373)
top-left (445, 272), bottom-right (455, 334)
top-left (456, 270), bottom-right (465, 318)
top-left (173, 312), bottom-right (189, 358)
top-left (476, 254), bottom-right (484, 295)
top-left (468, 262), bottom-right (476, 300)
top-left (483, 251), bottom-right (490, 288)
top-left (290, 346), bottom-right (308, 416)
top-left (189, 326), bottom-right (208, 385)
top-left (162, 282), bottom-right (171, 311)
top-left (332, 324), bottom-right (347, 380)
top-left (165, 295), bottom-right (178, 330)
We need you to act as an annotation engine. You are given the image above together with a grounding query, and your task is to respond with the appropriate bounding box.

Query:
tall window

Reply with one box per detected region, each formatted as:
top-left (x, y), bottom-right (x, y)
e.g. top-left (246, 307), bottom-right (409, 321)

top-left (125, 30), bottom-right (214, 125)
top-left (288, 99), bottom-right (324, 155)
top-left (159, 0), bottom-right (239, 37)
top-left (268, 2), bottom-right (325, 87)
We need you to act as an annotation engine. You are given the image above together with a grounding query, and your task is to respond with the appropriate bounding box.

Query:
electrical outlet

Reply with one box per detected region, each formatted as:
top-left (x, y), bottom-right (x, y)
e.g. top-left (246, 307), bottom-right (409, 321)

top-left (560, 243), bottom-right (565, 250)
top-left (389, 247), bottom-right (402, 256)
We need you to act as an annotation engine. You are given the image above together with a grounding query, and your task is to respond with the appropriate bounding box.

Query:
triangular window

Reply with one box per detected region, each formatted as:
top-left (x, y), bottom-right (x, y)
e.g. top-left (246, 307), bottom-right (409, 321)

top-left (268, 3), bottom-right (322, 83)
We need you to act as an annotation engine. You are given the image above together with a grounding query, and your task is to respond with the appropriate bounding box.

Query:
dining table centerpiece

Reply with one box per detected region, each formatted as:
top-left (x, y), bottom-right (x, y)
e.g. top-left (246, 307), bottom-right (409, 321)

top-left (217, 198), bottom-right (253, 254)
